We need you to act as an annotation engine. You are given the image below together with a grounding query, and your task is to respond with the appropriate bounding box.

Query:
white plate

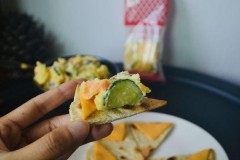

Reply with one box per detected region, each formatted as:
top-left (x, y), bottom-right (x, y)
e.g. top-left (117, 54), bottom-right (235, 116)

top-left (69, 112), bottom-right (229, 160)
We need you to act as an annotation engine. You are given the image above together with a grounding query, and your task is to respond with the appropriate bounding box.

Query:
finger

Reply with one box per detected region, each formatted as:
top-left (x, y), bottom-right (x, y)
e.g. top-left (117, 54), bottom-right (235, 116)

top-left (57, 123), bottom-right (114, 160)
top-left (4, 121), bottom-right (89, 160)
top-left (23, 114), bottom-right (70, 143)
top-left (3, 79), bottom-right (83, 129)
top-left (24, 116), bottom-right (113, 144)
top-left (0, 140), bottom-right (8, 151)
top-left (0, 119), bottom-right (22, 150)
top-left (85, 123), bottom-right (113, 143)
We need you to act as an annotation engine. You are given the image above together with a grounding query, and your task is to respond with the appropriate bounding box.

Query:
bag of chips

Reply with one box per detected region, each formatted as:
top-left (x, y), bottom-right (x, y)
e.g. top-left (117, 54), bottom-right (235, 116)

top-left (124, 0), bottom-right (170, 82)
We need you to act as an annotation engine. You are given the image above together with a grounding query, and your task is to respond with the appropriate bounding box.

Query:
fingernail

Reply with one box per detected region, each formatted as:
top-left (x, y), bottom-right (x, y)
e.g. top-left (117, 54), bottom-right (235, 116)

top-left (102, 123), bottom-right (113, 135)
top-left (93, 123), bottom-right (113, 140)
top-left (68, 121), bottom-right (89, 142)
top-left (96, 123), bottom-right (113, 131)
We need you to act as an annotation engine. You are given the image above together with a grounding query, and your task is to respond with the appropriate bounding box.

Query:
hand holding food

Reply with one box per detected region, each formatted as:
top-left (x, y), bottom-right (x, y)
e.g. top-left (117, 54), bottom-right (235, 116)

top-left (0, 80), bottom-right (113, 160)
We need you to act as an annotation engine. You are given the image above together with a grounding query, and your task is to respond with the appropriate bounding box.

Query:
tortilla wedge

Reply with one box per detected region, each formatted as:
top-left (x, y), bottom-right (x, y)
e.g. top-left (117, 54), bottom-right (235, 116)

top-left (149, 149), bottom-right (215, 160)
top-left (70, 97), bottom-right (166, 125)
top-left (96, 123), bottom-right (144, 160)
top-left (129, 122), bottom-right (174, 158)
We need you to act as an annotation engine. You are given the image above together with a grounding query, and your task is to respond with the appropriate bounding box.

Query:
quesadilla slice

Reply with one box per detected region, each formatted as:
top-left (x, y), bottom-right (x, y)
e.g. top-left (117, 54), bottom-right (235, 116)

top-left (86, 143), bottom-right (117, 160)
top-left (149, 148), bottom-right (215, 160)
top-left (86, 122), bottom-right (144, 160)
top-left (129, 122), bottom-right (174, 158)
top-left (69, 71), bottom-right (167, 125)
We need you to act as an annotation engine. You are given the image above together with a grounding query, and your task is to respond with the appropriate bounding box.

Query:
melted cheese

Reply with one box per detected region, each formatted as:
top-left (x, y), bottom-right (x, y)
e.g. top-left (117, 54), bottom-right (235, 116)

top-left (103, 123), bottom-right (126, 141)
top-left (133, 122), bottom-right (173, 140)
top-left (94, 143), bottom-right (116, 160)
top-left (187, 149), bottom-right (212, 160)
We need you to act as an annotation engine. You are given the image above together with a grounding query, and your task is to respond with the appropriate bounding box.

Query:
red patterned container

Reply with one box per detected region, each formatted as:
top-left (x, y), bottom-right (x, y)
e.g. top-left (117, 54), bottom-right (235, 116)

top-left (124, 0), bottom-right (170, 82)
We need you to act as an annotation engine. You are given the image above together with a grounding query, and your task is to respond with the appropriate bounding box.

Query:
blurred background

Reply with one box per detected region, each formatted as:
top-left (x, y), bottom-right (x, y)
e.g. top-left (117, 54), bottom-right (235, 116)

top-left (1, 0), bottom-right (240, 86)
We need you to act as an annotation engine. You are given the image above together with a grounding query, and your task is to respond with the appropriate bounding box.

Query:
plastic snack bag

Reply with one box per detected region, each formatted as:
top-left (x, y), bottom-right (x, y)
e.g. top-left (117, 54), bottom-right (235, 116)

top-left (124, 0), bottom-right (170, 82)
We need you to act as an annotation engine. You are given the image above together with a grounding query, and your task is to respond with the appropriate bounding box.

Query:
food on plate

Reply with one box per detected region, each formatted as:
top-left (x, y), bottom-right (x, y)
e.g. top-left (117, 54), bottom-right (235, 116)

top-left (86, 122), bottom-right (143, 160)
top-left (69, 71), bottom-right (167, 124)
top-left (85, 122), bottom-right (174, 160)
top-left (91, 143), bottom-right (116, 160)
top-left (34, 55), bottom-right (110, 90)
top-left (149, 149), bottom-right (215, 160)
top-left (129, 122), bottom-right (173, 158)
top-left (85, 122), bottom-right (215, 160)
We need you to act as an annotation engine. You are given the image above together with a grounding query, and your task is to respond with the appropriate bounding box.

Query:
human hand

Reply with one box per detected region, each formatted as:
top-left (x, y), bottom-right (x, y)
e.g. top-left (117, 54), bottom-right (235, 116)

top-left (0, 80), bottom-right (113, 160)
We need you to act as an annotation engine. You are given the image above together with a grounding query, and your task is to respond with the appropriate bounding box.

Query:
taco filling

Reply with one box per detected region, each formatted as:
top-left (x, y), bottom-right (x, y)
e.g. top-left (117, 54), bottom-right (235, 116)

top-left (72, 71), bottom-right (151, 120)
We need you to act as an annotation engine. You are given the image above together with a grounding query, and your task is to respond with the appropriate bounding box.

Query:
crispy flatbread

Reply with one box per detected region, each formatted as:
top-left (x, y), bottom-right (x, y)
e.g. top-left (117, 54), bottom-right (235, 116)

top-left (129, 122), bottom-right (174, 158)
top-left (86, 123), bottom-right (144, 160)
top-left (149, 149), bottom-right (215, 160)
top-left (85, 143), bottom-right (94, 160)
top-left (70, 97), bottom-right (167, 125)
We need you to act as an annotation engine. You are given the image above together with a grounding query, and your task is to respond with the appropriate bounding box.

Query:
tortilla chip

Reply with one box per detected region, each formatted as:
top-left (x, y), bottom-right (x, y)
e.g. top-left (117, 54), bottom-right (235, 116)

top-left (69, 97), bottom-right (167, 125)
top-left (99, 123), bottom-right (144, 160)
top-left (149, 149), bottom-right (215, 160)
top-left (86, 123), bottom-right (144, 160)
top-left (129, 122), bottom-right (174, 158)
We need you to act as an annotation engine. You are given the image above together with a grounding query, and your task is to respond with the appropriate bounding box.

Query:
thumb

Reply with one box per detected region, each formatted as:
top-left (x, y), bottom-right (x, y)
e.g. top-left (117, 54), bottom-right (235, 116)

top-left (7, 121), bottom-right (89, 160)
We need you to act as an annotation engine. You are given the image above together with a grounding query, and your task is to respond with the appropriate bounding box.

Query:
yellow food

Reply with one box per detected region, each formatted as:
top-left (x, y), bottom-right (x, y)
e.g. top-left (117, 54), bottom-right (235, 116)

top-left (124, 42), bottom-right (158, 72)
top-left (34, 55), bottom-right (110, 90)
top-left (77, 72), bottom-right (151, 120)
top-left (79, 79), bottom-right (110, 119)
top-left (187, 149), bottom-right (213, 160)
top-left (80, 97), bottom-right (96, 120)
top-left (34, 62), bottom-right (50, 85)
top-left (132, 122), bottom-right (173, 140)
top-left (103, 123), bottom-right (126, 141)
top-left (94, 143), bottom-right (117, 160)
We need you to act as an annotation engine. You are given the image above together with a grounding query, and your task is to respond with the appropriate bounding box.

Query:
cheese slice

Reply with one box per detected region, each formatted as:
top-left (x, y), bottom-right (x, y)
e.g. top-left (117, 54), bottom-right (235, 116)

top-left (93, 143), bottom-right (116, 160)
top-left (98, 123), bottom-right (145, 160)
top-left (187, 149), bottom-right (213, 160)
top-left (80, 97), bottom-right (96, 120)
top-left (132, 122), bottom-right (173, 140)
top-left (103, 123), bottom-right (126, 141)
top-left (130, 122), bottom-right (174, 158)
top-left (78, 79), bottom-right (111, 119)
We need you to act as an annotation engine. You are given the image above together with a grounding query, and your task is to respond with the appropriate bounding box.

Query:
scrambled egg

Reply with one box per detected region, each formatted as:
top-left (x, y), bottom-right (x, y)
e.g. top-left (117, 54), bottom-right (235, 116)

top-left (34, 55), bottom-right (110, 90)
